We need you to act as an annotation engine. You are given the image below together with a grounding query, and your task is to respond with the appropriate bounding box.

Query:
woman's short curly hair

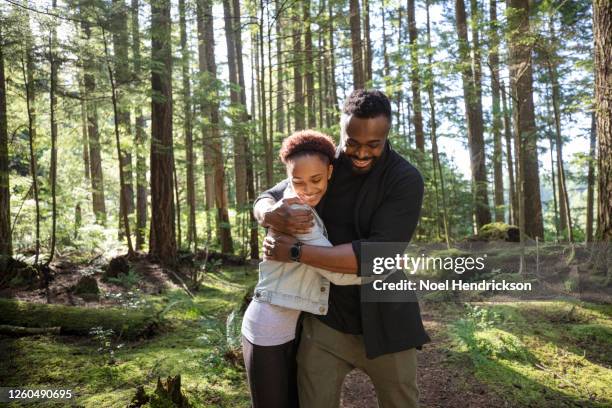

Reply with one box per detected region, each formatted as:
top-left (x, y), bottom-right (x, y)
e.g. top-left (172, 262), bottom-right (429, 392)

top-left (279, 130), bottom-right (336, 164)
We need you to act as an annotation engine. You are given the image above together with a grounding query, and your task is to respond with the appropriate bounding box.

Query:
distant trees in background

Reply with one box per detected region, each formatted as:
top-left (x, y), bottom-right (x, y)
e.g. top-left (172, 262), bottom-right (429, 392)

top-left (0, 0), bottom-right (609, 268)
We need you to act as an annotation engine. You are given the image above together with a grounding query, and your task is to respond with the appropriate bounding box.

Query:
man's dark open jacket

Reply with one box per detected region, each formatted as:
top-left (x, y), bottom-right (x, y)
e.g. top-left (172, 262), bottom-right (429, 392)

top-left (255, 141), bottom-right (430, 358)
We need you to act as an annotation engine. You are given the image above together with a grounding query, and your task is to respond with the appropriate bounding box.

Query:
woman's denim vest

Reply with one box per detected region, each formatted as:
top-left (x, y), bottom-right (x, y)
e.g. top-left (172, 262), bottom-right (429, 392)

top-left (252, 187), bottom-right (361, 315)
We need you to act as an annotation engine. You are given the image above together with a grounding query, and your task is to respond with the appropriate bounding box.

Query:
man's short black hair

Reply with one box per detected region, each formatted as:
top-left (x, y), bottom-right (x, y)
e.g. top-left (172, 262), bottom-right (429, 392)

top-left (342, 89), bottom-right (392, 122)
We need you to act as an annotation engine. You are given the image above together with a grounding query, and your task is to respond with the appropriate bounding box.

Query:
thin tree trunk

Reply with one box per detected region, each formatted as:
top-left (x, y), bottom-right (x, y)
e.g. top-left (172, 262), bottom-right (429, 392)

top-left (327, 0), bottom-right (338, 125)
top-left (179, 0), bottom-right (197, 249)
top-left (407, 0), bottom-right (425, 152)
top-left (22, 24), bottom-right (41, 263)
top-left (259, 1), bottom-right (272, 186)
top-left (47, 0), bottom-right (59, 265)
top-left (131, 0), bottom-right (147, 250)
top-left (0, 22), bottom-right (11, 259)
top-left (149, 0), bottom-right (177, 263)
top-left (546, 93), bottom-right (560, 241)
top-left (586, 112), bottom-right (596, 242)
top-left (80, 7), bottom-right (106, 225)
top-left (275, 0), bottom-right (285, 134)
top-left (363, 0), bottom-right (373, 84)
top-left (594, 0), bottom-right (612, 242)
top-left (489, 0), bottom-right (504, 222)
top-left (223, 0), bottom-right (248, 207)
top-left (349, 0), bottom-right (365, 89)
top-left (112, 0), bottom-right (134, 240)
top-left (292, 3), bottom-right (305, 130)
top-left (304, 0), bottom-right (316, 128)
top-left (501, 80), bottom-right (517, 225)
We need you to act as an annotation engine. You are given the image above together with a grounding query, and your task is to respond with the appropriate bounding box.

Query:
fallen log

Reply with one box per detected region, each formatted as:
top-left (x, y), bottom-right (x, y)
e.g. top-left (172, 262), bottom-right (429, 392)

top-left (0, 324), bottom-right (61, 336)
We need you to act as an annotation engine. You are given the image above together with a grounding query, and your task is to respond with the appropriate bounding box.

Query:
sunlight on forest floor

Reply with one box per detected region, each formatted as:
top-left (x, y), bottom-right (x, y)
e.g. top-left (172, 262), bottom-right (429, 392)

top-left (0, 264), bottom-right (610, 407)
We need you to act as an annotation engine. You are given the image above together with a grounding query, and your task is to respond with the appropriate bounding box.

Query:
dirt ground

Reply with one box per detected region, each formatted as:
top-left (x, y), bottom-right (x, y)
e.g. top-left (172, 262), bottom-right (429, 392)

top-left (340, 314), bottom-right (507, 408)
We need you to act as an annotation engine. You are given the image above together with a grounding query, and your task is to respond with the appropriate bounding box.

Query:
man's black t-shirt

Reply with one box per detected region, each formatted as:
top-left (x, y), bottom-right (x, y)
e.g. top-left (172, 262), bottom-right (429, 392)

top-left (313, 154), bottom-right (367, 334)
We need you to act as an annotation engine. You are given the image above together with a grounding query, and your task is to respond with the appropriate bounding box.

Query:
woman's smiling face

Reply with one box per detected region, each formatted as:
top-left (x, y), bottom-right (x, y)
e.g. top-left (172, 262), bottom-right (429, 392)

top-left (286, 153), bottom-right (333, 207)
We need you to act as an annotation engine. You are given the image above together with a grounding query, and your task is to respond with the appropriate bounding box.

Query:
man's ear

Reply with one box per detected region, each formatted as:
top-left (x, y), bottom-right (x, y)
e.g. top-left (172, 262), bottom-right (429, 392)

top-left (328, 164), bottom-right (334, 180)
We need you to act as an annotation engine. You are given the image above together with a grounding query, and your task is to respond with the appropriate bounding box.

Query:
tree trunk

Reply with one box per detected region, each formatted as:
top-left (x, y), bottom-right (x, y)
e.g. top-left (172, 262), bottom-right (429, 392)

top-left (349, 0), bottom-right (365, 89)
top-left (489, 0), bottom-right (504, 222)
top-left (179, 0), bottom-right (197, 249)
top-left (111, 0), bottom-right (134, 240)
top-left (149, 0), bottom-right (177, 263)
top-left (232, 0), bottom-right (258, 258)
top-left (363, 0), bottom-right (373, 84)
top-left (586, 112), bottom-right (596, 242)
top-left (275, 0), bottom-right (285, 134)
top-left (292, 4), bottom-right (305, 130)
top-left (80, 7), bottom-right (106, 225)
top-left (0, 22), bottom-right (10, 259)
top-left (258, 1), bottom-right (272, 186)
top-left (407, 0), bottom-right (425, 152)
top-left (304, 0), bottom-right (316, 128)
top-left (593, 0), bottom-right (611, 242)
top-left (507, 0), bottom-right (543, 239)
top-left (131, 0), bottom-right (148, 250)
top-left (223, 0), bottom-right (248, 207)
top-left (501, 80), bottom-right (517, 225)
top-left (197, 0), bottom-right (233, 253)
top-left (47, 0), bottom-right (59, 265)
top-left (455, 0), bottom-right (491, 231)
top-left (327, 0), bottom-right (339, 125)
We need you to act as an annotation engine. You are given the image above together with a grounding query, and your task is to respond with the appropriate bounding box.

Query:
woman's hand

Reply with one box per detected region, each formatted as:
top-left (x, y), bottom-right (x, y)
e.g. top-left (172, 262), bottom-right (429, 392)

top-left (263, 229), bottom-right (299, 262)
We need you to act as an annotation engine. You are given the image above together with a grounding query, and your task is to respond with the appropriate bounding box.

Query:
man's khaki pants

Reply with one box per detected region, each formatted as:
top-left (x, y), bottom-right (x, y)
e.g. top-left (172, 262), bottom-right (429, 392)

top-left (297, 314), bottom-right (419, 408)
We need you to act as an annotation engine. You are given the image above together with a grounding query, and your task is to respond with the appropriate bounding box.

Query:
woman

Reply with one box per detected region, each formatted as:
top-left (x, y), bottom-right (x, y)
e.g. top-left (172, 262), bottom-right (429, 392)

top-left (241, 130), bottom-right (361, 408)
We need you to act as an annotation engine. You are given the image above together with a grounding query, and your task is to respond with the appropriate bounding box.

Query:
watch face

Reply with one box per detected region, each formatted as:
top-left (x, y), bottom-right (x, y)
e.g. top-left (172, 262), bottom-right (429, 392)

top-left (290, 246), bottom-right (300, 259)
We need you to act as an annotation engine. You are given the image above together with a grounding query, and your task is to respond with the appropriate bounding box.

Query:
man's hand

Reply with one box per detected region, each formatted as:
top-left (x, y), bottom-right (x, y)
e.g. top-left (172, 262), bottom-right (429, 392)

top-left (263, 229), bottom-right (299, 262)
top-left (261, 197), bottom-right (314, 235)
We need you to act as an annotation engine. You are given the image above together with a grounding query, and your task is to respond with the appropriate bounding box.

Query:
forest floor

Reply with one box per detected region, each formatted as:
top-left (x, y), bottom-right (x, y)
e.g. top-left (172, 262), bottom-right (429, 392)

top-left (0, 254), bottom-right (610, 407)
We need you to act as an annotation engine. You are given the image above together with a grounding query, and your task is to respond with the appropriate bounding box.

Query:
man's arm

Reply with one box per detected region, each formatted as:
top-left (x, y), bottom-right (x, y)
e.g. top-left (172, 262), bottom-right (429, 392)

top-left (265, 168), bottom-right (423, 276)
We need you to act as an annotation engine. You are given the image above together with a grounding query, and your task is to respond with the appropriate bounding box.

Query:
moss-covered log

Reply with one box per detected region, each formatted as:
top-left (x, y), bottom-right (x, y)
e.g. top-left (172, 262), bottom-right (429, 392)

top-left (0, 298), bottom-right (160, 340)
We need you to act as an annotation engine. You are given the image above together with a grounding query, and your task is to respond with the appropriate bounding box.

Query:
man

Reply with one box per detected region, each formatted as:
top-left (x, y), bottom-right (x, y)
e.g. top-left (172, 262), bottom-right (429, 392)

top-left (254, 89), bottom-right (430, 408)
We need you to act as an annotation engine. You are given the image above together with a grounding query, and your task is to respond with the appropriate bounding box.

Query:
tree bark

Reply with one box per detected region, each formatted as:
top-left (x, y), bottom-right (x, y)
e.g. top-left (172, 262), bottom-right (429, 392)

top-left (197, 0), bottom-right (233, 253)
top-left (349, 0), bottom-right (365, 89)
top-left (223, 0), bottom-right (248, 206)
top-left (586, 112), bottom-right (596, 243)
top-left (292, 3), bottom-right (305, 130)
top-left (363, 0), bottom-right (373, 84)
top-left (489, 0), bottom-right (504, 222)
top-left (0, 22), bottom-right (11, 259)
top-left (455, 0), bottom-right (491, 231)
top-left (131, 0), bottom-right (148, 250)
top-left (593, 0), bottom-right (612, 241)
top-left (304, 0), bottom-right (316, 128)
top-left (501, 80), bottom-right (517, 225)
top-left (80, 5), bottom-right (106, 225)
top-left (111, 0), bottom-right (134, 240)
top-left (507, 0), bottom-right (544, 239)
top-left (178, 0), bottom-right (197, 249)
top-left (149, 0), bottom-right (177, 263)
top-left (47, 0), bottom-right (59, 265)
top-left (407, 0), bottom-right (425, 152)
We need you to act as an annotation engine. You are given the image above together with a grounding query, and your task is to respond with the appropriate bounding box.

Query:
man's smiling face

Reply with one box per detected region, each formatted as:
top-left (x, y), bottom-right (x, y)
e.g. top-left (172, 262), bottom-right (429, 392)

top-left (343, 115), bottom-right (390, 174)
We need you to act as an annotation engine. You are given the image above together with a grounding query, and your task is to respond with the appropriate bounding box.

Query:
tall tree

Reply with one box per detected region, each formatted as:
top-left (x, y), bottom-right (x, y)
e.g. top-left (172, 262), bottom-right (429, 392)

top-left (80, 2), bottom-right (106, 225)
top-left (586, 112), bottom-right (596, 242)
top-left (197, 0), bottom-right (233, 253)
top-left (363, 0), bottom-right (373, 83)
top-left (304, 0), bottom-right (316, 128)
top-left (407, 0), bottom-right (425, 152)
top-left (292, 2), bottom-right (305, 130)
top-left (179, 0), bottom-right (197, 249)
top-left (593, 0), bottom-right (611, 241)
top-left (0, 20), bottom-right (10, 259)
top-left (501, 80), bottom-right (517, 225)
top-left (275, 0), bottom-right (284, 134)
top-left (349, 0), bottom-right (365, 88)
top-left (488, 0), bottom-right (504, 222)
top-left (47, 0), bottom-right (59, 265)
top-left (111, 0), bottom-right (134, 240)
top-left (507, 0), bottom-right (543, 239)
top-left (223, 0), bottom-right (248, 206)
top-left (131, 0), bottom-right (147, 250)
top-left (149, 0), bottom-right (177, 262)
top-left (455, 0), bottom-right (491, 230)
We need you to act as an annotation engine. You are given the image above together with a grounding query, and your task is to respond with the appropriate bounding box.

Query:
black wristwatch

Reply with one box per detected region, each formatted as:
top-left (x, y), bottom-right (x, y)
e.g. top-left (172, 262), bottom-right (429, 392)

top-left (290, 241), bottom-right (303, 262)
